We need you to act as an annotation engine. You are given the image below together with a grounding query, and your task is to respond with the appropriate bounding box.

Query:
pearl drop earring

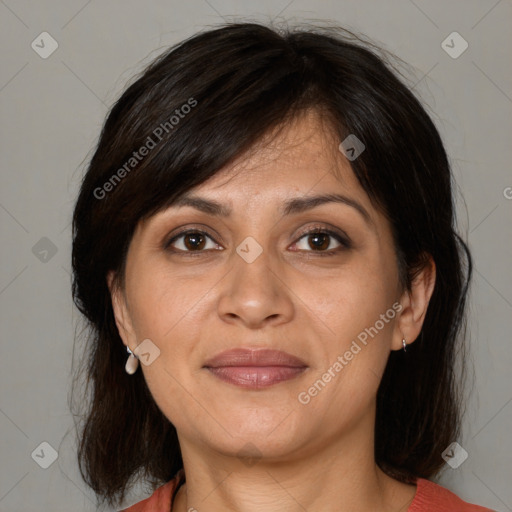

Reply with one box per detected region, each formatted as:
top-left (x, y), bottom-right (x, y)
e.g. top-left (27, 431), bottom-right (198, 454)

top-left (125, 346), bottom-right (139, 374)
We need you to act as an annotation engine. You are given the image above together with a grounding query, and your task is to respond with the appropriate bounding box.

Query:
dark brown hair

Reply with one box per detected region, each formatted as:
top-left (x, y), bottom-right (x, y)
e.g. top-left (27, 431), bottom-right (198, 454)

top-left (70, 20), bottom-right (472, 509)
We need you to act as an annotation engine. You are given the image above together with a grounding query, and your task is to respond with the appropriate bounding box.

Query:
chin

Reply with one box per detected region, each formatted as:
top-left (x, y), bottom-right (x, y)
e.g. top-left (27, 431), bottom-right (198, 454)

top-left (206, 409), bottom-right (308, 456)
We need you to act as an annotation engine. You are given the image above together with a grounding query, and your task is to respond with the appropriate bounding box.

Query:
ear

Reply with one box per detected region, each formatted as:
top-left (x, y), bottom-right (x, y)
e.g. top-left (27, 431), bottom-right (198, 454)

top-left (392, 254), bottom-right (436, 351)
top-left (107, 270), bottom-right (137, 349)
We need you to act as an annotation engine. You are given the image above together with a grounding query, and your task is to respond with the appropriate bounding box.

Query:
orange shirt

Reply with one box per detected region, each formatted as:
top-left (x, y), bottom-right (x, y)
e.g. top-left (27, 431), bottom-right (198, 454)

top-left (120, 469), bottom-right (495, 511)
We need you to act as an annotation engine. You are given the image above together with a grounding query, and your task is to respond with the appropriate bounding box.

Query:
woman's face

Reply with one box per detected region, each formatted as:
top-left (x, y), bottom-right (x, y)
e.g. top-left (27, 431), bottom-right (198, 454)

top-left (111, 110), bottom-right (408, 463)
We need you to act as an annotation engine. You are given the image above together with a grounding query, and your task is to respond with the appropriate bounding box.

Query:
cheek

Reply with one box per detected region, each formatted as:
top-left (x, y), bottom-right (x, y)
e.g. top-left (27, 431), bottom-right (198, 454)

top-left (303, 258), bottom-right (396, 336)
top-left (297, 253), bottom-right (397, 390)
top-left (126, 260), bottom-right (207, 338)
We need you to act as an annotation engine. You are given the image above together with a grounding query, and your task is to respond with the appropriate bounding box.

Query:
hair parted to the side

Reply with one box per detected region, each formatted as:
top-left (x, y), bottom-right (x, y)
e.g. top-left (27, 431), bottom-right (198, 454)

top-left (70, 20), bottom-right (472, 509)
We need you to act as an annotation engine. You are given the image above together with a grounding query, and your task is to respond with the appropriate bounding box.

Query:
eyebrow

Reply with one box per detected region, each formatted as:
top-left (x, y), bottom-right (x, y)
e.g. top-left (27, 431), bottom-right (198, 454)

top-left (172, 193), bottom-right (373, 226)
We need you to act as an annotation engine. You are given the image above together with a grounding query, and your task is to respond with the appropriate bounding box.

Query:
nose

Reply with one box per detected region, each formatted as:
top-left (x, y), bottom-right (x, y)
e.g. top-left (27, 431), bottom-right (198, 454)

top-left (217, 241), bottom-right (295, 329)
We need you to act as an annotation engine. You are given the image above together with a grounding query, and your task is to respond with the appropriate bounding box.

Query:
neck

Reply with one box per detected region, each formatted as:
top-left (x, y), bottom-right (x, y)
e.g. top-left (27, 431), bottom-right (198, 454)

top-left (172, 412), bottom-right (416, 512)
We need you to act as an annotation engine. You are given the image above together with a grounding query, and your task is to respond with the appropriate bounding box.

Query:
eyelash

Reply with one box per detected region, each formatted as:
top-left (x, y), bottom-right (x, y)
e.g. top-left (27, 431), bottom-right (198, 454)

top-left (164, 225), bottom-right (351, 257)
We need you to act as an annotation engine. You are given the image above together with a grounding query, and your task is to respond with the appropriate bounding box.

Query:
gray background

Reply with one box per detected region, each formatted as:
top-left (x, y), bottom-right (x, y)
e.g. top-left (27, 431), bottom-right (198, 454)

top-left (1, 1), bottom-right (511, 511)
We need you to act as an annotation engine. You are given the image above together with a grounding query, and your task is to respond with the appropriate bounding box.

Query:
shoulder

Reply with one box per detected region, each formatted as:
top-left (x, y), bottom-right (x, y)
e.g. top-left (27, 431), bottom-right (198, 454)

top-left (120, 469), bottom-right (185, 512)
top-left (409, 478), bottom-right (495, 511)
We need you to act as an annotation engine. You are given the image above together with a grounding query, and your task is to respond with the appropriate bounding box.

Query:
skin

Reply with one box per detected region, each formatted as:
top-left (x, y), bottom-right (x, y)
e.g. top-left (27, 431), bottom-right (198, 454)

top-left (109, 109), bottom-right (436, 512)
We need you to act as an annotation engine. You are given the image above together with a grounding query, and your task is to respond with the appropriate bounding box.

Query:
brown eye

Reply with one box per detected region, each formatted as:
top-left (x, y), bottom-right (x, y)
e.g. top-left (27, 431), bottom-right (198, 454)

top-left (182, 232), bottom-right (207, 251)
top-left (292, 227), bottom-right (351, 255)
top-left (166, 230), bottom-right (220, 253)
top-left (306, 232), bottom-right (331, 251)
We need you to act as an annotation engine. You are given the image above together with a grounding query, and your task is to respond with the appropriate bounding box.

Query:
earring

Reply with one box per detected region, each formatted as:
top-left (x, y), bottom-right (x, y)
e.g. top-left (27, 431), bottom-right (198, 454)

top-left (125, 346), bottom-right (139, 374)
top-left (402, 338), bottom-right (407, 352)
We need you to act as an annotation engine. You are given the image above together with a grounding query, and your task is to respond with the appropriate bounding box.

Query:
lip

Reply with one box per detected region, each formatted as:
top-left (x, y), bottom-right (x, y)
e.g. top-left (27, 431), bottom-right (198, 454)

top-left (203, 349), bottom-right (308, 389)
top-left (203, 348), bottom-right (307, 368)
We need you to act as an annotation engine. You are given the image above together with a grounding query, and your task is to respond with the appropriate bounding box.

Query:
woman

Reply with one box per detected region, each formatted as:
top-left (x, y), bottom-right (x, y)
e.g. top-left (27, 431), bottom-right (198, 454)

top-left (71, 21), bottom-right (494, 511)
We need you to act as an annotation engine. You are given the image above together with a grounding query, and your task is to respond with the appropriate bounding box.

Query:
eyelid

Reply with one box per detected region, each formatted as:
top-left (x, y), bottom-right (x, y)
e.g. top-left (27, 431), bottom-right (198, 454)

top-left (163, 226), bottom-right (220, 251)
top-left (294, 223), bottom-right (351, 247)
top-left (164, 223), bottom-right (352, 253)
top-left (163, 224), bottom-right (222, 247)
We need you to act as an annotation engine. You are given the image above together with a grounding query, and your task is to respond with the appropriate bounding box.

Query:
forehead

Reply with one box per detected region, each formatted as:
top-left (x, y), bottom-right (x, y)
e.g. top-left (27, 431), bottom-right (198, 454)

top-left (192, 110), bottom-right (362, 198)
top-left (136, 109), bottom-right (384, 236)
